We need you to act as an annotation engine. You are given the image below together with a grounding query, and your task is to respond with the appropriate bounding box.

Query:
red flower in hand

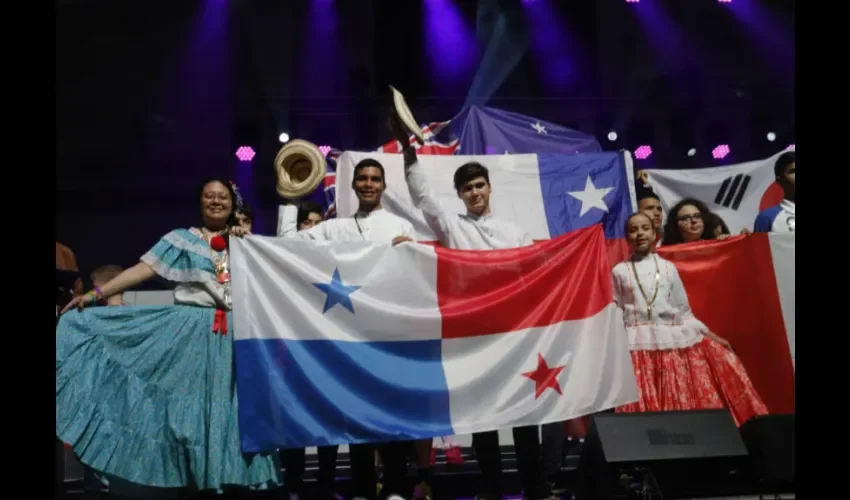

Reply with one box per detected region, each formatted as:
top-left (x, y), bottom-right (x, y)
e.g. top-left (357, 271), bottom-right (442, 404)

top-left (210, 235), bottom-right (227, 252)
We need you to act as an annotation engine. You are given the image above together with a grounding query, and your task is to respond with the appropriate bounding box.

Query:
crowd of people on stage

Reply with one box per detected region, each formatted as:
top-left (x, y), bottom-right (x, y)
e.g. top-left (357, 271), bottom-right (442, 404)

top-left (56, 108), bottom-right (794, 500)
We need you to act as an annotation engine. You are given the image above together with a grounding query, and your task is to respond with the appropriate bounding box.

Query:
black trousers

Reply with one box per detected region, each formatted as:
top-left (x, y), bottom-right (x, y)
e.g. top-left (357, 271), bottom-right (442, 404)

top-left (283, 441), bottom-right (411, 499)
top-left (473, 425), bottom-right (549, 499)
top-left (282, 445), bottom-right (339, 494)
top-left (349, 440), bottom-right (412, 500)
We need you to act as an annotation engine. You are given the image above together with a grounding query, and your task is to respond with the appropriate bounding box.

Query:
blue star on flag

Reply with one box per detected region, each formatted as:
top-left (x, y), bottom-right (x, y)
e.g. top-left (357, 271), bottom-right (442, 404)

top-left (313, 268), bottom-right (361, 314)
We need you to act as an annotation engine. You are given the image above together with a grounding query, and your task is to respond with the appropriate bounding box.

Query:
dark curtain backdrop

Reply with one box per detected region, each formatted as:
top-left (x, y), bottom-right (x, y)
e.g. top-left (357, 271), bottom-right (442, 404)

top-left (57, 0), bottom-right (793, 283)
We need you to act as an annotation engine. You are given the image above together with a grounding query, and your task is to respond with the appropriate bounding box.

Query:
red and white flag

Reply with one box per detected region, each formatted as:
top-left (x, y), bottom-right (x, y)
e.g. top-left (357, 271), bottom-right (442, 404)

top-left (658, 232), bottom-right (795, 414)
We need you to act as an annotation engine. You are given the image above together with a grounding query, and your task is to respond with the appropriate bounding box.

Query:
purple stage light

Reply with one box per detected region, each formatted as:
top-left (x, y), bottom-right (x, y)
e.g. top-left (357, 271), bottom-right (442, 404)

top-left (712, 144), bottom-right (730, 159)
top-left (318, 145), bottom-right (332, 158)
top-left (634, 145), bottom-right (652, 160)
top-left (235, 146), bottom-right (256, 162)
top-left (718, 0), bottom-right (732, 3)
top-left (786, 144), bottom-right (795, 150)
top-left (625, 0), bottom-right (640, 3)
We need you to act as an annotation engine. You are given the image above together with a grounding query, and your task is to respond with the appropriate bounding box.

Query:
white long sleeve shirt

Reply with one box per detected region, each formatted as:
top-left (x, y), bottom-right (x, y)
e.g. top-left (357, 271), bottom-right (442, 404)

top-left (403, 149), bottom-right (532, 250)
top-left (277, 204), bottom-right (414, 243)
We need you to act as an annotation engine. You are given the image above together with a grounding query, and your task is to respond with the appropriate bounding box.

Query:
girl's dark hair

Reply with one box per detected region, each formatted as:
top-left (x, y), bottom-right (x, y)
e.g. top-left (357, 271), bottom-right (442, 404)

top-left (705, 212), bottom-right (730, 237)
top-left (661, 197), bottom-right (714, 246)
top-left (198, 178), bottom-right (238, 228)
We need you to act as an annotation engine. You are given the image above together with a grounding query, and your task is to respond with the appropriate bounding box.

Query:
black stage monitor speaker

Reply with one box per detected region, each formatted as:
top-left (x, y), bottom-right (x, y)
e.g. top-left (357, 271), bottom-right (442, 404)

top-left (740, 414), bottom-right (795, 493)
top-left (576, 410), bottom-right (751, 499)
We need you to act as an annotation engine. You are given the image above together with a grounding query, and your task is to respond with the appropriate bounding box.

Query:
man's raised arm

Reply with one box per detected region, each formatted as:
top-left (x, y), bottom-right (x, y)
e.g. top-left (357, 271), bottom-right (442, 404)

top-left (402, 147), bottom-right (451, 240)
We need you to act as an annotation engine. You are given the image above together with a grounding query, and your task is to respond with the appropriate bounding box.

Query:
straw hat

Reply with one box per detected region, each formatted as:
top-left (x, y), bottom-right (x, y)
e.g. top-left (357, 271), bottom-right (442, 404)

top-left (390, 85), bottom-right (425, 145)
top-left (274, 139), bottom-right (328, 200)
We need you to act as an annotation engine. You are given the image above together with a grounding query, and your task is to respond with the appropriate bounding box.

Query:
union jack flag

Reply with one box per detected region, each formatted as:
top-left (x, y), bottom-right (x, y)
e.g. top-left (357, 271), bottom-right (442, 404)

top-left (322, 120), bottom-right (458, 219)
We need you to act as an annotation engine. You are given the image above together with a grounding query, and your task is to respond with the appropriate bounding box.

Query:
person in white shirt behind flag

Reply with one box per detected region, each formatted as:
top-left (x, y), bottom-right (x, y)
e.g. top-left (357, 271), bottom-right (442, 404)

top-left (389, 114), bottom-right (551, 500)
top-left (278, 159), bottom-right (414, 245)
top-left (297, 201), bottom-right (324, 230)
top-left (276, 200), bottom-right (326, 238)
top-left (754, 151), bottom-right (795, 233)
top-left (400, 153), bottom-right (531, 250)
top-left (266, 158), bottom-right (414, 500)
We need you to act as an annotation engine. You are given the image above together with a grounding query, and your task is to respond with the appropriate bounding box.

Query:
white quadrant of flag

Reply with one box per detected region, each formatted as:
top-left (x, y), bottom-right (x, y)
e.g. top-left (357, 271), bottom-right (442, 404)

top-left (231, 236), bottom-right (442, 342)
top-left (443, 303), bottom-right (637, 434)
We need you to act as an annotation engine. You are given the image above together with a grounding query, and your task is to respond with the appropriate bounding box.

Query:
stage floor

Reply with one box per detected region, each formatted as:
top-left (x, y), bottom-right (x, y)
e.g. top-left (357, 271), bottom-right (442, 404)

top-left (62, 443), bottom-right (793, 500)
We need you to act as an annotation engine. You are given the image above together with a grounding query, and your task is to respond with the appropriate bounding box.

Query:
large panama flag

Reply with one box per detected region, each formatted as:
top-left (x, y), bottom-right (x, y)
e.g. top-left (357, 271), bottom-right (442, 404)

top-left (229, 225), bottom-right (639, 451)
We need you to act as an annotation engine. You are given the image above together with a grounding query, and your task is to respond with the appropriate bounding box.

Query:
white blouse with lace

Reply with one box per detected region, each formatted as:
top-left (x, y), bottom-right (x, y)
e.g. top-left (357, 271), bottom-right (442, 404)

top-left (611, 254), bottom-right (709, 351)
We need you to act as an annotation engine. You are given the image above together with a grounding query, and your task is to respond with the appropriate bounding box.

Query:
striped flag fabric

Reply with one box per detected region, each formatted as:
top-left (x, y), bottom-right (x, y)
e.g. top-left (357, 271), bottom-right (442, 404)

top-left (377, 120), bottom-right (460, 155)
top-left (658, 232), bottom-right (795, 413)
top-left (321, 165), bottom-right (339, 219)
top-left (645, 148), bottom-right (793, 234)
top-left (230, 225), bottom-right (639, 451)
top-left (320, 148), bottom-right (344, 219)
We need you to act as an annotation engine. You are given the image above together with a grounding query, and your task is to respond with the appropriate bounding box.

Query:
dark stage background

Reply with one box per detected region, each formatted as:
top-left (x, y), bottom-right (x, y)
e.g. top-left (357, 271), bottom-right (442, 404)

top-left (56, 0), bottom-right (794, 284)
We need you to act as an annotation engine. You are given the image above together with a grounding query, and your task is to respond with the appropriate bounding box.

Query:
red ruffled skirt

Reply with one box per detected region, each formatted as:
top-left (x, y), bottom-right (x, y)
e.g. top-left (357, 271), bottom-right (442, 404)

top-left (616, 336), bottom-right (768, 426)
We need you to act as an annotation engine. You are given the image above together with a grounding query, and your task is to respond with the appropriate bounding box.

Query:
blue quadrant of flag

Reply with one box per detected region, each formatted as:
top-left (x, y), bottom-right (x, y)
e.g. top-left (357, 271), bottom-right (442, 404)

top-left (234, 338), bottom-right (453, 452)
top-left (537, 152), bottom-right (632, 240)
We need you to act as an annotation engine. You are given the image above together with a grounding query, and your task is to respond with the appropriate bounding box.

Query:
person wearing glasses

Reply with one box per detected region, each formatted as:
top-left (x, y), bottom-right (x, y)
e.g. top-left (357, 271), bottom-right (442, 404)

top-left (661, 198), bottom-right (716, 246)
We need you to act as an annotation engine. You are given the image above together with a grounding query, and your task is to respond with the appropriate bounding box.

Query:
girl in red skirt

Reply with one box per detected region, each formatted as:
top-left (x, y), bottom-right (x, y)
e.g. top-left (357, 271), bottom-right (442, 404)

top-left (612, 212), bottom-right (768, 425)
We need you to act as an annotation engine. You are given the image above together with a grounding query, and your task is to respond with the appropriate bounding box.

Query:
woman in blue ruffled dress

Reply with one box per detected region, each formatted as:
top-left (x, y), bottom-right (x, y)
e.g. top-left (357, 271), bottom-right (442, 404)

top-left (57, 179), bottom-right (282, 497)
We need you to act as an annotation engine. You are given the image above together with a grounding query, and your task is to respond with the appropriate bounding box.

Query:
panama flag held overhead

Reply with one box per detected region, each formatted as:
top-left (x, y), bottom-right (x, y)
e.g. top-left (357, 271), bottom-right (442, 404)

top-left (230, 225), bottom-right (639, 452)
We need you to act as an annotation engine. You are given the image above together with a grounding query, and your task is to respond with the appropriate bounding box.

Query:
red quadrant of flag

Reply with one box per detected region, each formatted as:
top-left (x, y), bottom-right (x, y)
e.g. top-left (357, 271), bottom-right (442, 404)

top-left (437, 225), bottom-right (612, 339)
top-left (658, 234), bottom-right (794, 414)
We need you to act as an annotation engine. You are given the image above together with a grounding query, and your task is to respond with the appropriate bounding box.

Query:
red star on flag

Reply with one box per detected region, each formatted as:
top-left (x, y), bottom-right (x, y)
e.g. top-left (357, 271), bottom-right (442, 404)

top-left (522, 353), bottom-right (566, 399)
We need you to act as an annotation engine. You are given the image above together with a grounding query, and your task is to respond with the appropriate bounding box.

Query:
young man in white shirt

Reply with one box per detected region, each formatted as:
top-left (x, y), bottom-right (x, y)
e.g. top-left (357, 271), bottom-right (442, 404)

top-left (754, 151), bottom-right (795, 233)
top-left (273, 157), bottom-right (414, 500)
top-left (390, 118), bottom-right (551, 500)
top-left (278, 158), bottom-right (414, 244)
top-left (401, 150), bottom-right (531, 250)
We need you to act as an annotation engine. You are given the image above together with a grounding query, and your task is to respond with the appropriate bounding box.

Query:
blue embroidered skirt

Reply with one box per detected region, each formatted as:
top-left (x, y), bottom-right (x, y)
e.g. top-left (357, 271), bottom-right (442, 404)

top-left (56, 305), bottom-right (281, 493)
